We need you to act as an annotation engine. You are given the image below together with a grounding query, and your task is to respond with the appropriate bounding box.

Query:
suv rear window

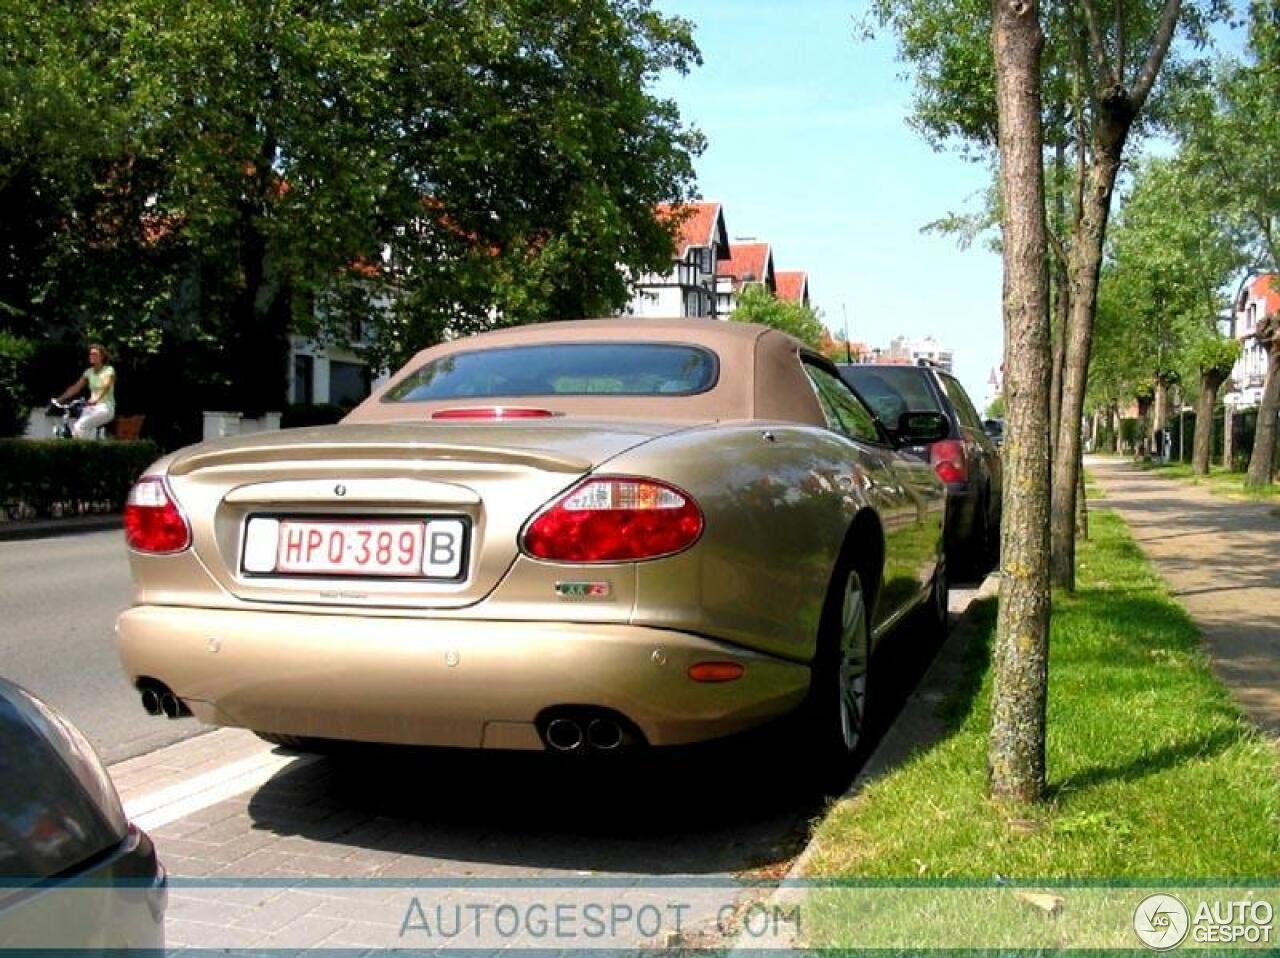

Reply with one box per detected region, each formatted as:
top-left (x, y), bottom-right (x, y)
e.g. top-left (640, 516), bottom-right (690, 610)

top-left (939, 373), bottom-right (984, 430)
top-left (384, 344), bottom-right (719, 402)
top-left (838, 366), bottom-right (943, 423)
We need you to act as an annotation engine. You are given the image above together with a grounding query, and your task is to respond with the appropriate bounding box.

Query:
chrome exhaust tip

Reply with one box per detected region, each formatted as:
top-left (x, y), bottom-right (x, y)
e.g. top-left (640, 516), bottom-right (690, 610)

top-left (586, 718), bottom-right (623, 751)
top-left (140, 688), bottom-right (163, 716)
top-left (159, 692), bottom-right (190, 719)
top-left (545, 718), bottom-right (584, 752)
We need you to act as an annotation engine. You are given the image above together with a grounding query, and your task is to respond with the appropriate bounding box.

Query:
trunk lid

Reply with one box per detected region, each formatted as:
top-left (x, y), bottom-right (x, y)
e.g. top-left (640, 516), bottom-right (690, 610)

top-left (164, 420), bottom-right (693, 610)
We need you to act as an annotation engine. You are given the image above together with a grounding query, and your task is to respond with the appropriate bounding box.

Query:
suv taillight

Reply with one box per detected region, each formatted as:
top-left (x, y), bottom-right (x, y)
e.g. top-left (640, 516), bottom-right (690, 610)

top-left (522, 477), bottom-right (703, 562)
top-left (124, 477), bottom-right (191, 554)
top-left (930, 439), bottom-right (968, 484)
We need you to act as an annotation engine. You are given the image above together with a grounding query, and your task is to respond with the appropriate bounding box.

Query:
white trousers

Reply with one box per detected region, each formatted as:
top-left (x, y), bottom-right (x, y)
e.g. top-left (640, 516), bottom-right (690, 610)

top-left (73, 404), bottom-right (114, 439)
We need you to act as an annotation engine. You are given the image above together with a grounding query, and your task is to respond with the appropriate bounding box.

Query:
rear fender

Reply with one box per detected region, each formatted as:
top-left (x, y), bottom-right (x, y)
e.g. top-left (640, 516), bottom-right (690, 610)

top-left (604, 424), bottom-right (869, 663)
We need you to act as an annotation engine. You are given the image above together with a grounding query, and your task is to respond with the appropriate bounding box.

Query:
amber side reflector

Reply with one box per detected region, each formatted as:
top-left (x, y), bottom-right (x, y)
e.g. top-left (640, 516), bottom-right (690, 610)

top-left (688, 661), bottom-right (745, 683)
top-left (432, 407), bottom-right (556, 420)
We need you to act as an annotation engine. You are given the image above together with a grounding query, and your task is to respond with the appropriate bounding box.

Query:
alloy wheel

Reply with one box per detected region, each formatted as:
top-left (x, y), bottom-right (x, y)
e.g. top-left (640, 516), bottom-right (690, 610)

top-left (837, 571), bottom-right (869, 753)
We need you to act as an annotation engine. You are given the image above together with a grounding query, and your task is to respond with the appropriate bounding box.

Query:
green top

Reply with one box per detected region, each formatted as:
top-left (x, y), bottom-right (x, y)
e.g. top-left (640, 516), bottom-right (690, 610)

top-left (85, 365), bottom-right (116, 409)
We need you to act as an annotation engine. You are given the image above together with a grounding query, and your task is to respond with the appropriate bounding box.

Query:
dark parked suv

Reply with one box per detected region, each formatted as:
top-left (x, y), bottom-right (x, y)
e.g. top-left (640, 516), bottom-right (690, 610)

top-left (838, 362), bottom-right (1001, 578)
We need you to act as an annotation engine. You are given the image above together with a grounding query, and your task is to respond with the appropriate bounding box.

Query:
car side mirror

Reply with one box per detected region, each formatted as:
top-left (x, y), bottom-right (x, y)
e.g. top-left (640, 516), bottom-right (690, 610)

top-left (895, 411), bottom-right (949, 446)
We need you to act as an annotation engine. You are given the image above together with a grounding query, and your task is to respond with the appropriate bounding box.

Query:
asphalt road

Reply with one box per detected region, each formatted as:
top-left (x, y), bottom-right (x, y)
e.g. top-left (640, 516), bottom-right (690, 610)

top-left (0, 530), bottom-right (202, 763)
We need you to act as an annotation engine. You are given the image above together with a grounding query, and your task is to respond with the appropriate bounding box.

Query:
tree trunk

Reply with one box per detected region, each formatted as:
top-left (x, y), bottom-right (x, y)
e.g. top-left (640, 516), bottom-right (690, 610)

top-left (1048, 141), bottom-right (1069, 462)
top-left (1137, 395), bottom-right (1153, 459)
top-left (1152, 379), bottom-right (1168, 455)
top-left (1049, 258), bottom-right (1069, 459)
top-left (232, 208), bottom-right (290, 414)
top-left (1224, 402), bottom-right (1234, 468)
top-left (1075, 445), bottom-right (1088, 539)
top-left (1051, 138), bottom-right (1123, 592)
top-left (988, 0), bottom-right (1051, 805)
top-left (1246, 342), bottom-right (1280, 486)
top-left (1192, 372), bottom-right (1224, 476)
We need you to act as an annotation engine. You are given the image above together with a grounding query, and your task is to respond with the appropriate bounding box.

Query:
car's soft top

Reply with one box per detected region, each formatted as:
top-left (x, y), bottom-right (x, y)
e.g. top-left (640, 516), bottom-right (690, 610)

top-left (344, 318), bottom-right (827, 427)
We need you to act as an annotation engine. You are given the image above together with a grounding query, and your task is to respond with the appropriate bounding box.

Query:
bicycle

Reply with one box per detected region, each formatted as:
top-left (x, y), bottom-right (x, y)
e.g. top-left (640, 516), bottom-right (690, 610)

top-left (48, 398), bottom-right (88, 439)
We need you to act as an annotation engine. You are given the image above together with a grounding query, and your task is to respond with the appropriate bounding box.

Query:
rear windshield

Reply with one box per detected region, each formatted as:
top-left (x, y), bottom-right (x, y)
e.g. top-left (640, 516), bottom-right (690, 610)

top-left (838, 366), bottom-right (943, 423)
top-left (384, 343), bottom-right (719, 402)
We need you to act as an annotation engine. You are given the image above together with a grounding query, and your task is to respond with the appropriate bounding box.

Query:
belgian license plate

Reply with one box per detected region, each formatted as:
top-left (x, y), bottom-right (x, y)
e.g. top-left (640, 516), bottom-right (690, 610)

top-left (242, 517), bottom-right (466, 579)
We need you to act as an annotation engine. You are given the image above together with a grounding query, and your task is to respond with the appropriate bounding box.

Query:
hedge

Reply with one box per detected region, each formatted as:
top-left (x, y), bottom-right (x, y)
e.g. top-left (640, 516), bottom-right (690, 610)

top-left (281, 402), bottom-right (348, 428)
top-left (0, 439), bottom-right (161, 519)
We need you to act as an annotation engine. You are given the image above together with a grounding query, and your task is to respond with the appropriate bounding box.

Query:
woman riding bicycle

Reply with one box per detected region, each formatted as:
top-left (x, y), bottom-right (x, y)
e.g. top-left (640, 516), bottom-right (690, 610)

top-left (55, 343), bottom-right (116, 439)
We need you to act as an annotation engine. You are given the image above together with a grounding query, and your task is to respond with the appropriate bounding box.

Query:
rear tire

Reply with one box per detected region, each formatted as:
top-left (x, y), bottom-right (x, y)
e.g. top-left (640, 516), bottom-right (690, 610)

top-left (926, 558), bottom-right (949, 639)
top-left (801, 567), bottom-right (871, 793)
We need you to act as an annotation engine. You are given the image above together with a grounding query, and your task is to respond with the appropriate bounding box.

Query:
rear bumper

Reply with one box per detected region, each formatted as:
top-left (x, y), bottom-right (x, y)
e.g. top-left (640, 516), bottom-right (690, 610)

top-left (116, 605), bottom-right (810, 748)
top-left (944, 482), bottom-right (979, 550)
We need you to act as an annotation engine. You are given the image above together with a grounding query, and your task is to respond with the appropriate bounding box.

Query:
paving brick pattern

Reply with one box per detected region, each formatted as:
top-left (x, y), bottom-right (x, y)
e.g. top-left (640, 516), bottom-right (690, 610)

top-left (1088, 457), bottom-right (1280, 734)
top-left (118, 741), bottom-right (818, 950)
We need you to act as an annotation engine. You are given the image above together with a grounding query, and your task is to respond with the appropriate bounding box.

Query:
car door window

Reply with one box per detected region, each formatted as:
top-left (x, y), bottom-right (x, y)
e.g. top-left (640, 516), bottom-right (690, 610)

top-left (804, 362), bottom-right (884, 444)
top-left (940, 374), bottom-right (983, 430)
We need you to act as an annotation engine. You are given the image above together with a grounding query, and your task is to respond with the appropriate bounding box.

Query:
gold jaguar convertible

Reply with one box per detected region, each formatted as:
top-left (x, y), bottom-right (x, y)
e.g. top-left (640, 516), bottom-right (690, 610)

top-left (116, 319), bottom-right (947, 775)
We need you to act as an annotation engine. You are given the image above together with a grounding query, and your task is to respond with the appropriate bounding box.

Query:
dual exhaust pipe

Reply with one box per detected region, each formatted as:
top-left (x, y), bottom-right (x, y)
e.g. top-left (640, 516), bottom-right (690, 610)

top-left (139, 684), bottom-right (191, 720)
top-left (542, 712), bottom-right (634, 753)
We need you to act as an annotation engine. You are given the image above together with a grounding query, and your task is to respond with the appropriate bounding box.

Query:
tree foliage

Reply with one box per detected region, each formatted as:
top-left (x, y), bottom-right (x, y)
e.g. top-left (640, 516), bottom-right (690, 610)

top-left (0, 0), bottom-right (705, 435)
top-left (1093, 155), bottom-right (1243, 393)
top-left (728, 285), bottom-right (826, 348)
top-left (866, 0), bottom-right (1231, 588)
top-left (1176, 2), bottom-right (1280, 272)
top-left (1175, 3), bottom-right (1280, 484)
top-left (865, 0), bottom-right (1228, 157)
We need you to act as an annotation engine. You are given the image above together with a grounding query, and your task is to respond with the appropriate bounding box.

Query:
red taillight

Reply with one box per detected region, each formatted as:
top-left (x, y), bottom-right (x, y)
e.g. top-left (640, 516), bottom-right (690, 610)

top-left (431, 407), bottom-right (557, 420)
top-left (930, 439), bottom-right (968, 484)
top-left (123, 477), bottom-right (191, 554)
top-left (522, 477), bottom-right (703, 562)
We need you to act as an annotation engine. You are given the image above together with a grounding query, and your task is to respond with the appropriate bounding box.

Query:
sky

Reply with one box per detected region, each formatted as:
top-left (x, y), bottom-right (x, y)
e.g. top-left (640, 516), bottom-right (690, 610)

top-left (652, 0), bottom-right (1005, 408)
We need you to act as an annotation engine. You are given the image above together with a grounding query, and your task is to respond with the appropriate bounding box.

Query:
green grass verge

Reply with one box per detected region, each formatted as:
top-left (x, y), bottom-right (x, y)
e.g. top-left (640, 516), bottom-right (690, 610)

top-left (805, 510), bottom-right (1278, 879)
top-left (1134, 460), bottom-right (1280, 501)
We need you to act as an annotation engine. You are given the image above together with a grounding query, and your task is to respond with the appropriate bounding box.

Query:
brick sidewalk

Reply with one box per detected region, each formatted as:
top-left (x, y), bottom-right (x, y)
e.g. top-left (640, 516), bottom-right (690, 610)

top-left (109, 731), bottom-right (815, 949)
top-left (1087, 456), bottom-right (1280, 735)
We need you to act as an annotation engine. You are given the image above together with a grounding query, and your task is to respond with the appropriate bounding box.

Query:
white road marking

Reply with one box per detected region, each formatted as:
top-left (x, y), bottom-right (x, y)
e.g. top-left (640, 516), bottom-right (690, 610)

top-left (124, 749), bottom-right (319, 831)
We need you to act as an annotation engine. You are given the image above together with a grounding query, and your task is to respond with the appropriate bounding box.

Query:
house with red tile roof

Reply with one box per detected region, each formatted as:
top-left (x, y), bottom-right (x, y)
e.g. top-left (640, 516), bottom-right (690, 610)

top-left (715, 241), bottom-right (775, 314)
top-left (1225, 272), bottom-right (1280, 407)
top-left (775, 270), bottom-right (809, 308)
top-left (627, 202), bottom-right (730, 318)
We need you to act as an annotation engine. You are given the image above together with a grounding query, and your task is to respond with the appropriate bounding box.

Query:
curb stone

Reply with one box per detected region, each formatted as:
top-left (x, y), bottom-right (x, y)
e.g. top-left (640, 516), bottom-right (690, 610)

top-left (726, 572), bottom-right (1002, 952)
top-left (0, 514), bottom-right (122, 542)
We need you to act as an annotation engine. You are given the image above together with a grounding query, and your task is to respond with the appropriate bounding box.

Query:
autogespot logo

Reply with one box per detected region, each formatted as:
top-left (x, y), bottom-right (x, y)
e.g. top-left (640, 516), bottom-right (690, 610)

top-left (1134, 894), bottom-right (1190, 950)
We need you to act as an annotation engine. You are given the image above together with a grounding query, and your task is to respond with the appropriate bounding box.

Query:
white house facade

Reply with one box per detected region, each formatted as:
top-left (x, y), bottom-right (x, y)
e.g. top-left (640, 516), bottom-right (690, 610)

top-left (626, 202), bottom-right (730, 319)
top-left (1224, 273), bottom-right (1278, 408)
